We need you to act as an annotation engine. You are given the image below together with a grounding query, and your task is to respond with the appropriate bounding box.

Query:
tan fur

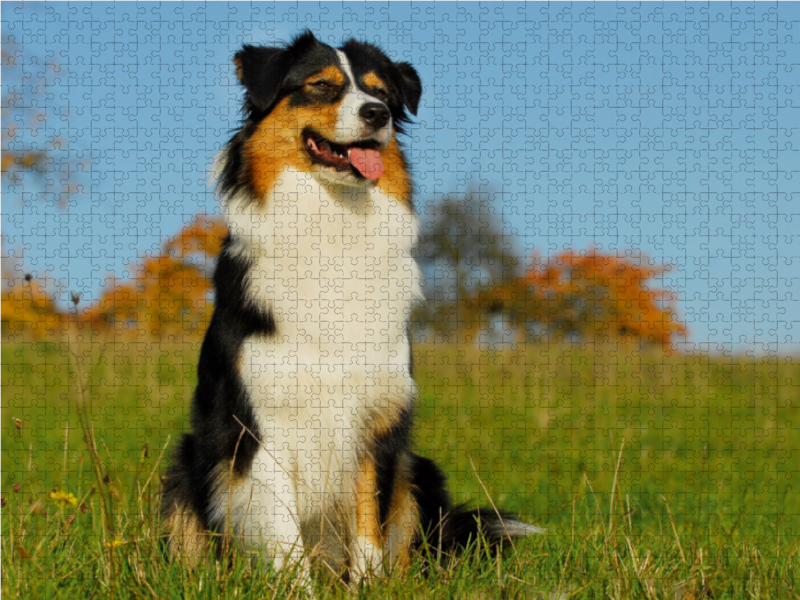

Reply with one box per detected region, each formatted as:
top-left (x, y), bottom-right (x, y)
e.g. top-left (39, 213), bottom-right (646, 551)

top-left (245, 97), bottom-right (341, 202)
top-left (376, 136), bottom-right (412, 210)
top-left (383, 452), bottom-right (418, 568)
top-left (354, 456), bottom-right (383, 550)
top-left (245, 95), bottom-right (412, 209)
top-left (308, 65), bottom-right (345, 87)
top-left (362, 71), bottom-right (387, 90)
top-left (213, 461), bottom-right (247, 555)
top-left (363, 390), bottom-right (411, 440)
top-left (233, 56), bottom-right (243, 83)
top-left (163, 461), bottom-right (249, 565)
top-left (163, 504), bottom-right (208, 567)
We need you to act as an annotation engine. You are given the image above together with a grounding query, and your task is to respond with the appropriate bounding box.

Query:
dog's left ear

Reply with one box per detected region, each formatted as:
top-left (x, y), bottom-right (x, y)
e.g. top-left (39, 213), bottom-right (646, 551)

top-left (233, 44), bottom-right (293, 112)
top-left (393, 62), bottom-right (422, 116)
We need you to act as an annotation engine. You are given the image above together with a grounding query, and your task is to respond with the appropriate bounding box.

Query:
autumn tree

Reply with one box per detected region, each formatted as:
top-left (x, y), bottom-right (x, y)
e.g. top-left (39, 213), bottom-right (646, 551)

top-left (86, 215), bottom-right (227, 340)
top-left (0, 272), bottom-right (67, 340)
top-left (477, 248), bottom-right (687, 350)
top-left (2, 213), bottom-right (228, 342)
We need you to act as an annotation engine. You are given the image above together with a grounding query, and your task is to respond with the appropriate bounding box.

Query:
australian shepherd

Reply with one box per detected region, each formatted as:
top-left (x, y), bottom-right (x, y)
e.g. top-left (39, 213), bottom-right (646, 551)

top-left (161, 30), bottom-right (539, 583)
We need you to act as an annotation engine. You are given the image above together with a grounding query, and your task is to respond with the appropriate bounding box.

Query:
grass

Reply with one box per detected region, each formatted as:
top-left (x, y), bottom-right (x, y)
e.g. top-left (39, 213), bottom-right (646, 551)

top-left (1, 337), bottom-right (798, 599)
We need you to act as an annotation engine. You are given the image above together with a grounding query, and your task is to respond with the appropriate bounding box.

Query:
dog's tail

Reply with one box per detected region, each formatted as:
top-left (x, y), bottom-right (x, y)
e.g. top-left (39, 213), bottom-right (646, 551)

top-left (410, 453), bottom-right (543, 555)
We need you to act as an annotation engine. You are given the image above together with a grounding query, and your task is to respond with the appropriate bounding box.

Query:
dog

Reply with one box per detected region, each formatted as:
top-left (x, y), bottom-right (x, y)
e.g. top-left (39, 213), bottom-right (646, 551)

top-left (161, 30), bottom-right (540, 583)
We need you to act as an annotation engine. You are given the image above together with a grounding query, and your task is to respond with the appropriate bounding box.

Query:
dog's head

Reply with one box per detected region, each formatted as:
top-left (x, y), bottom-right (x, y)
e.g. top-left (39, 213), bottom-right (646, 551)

top-left (228, 30), bottom-right (421, 194)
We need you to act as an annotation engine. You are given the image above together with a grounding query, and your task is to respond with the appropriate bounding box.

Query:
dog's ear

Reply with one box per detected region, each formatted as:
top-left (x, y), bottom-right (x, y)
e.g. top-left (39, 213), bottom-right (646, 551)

top-left (393, 61), bottom-right (422, 116)
top-left (233, 44), bottom-right (293, 112)
top-left (234, 31), bottom-right (322, 113)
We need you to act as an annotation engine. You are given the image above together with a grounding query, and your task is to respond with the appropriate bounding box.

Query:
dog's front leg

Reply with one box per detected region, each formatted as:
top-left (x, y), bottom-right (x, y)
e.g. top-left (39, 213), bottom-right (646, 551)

top-left (350, 456), bottom-right (384, 583)
top-left (225, 448), bottom-right (309, 578)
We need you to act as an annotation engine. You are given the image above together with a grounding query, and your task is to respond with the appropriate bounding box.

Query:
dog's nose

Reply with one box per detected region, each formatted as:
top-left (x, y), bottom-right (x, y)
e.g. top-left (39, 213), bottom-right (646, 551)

top-left (359, 102), bottom-right (390, 129)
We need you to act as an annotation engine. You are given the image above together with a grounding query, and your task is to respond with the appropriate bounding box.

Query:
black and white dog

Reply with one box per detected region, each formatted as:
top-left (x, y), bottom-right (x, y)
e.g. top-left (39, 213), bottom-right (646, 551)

top-left (162, 30), bottom-right (539, 582)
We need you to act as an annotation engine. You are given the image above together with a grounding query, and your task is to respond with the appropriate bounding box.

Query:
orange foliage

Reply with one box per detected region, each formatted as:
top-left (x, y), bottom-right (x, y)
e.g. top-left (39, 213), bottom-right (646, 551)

top-left (2, 215), bottom-right (228, 342)
top-left (477, 248), bottom-right (686, 350)
top-left (86, 215), bottom-right (227, 339)
top-left (1, 274), bottom-right (67, 340)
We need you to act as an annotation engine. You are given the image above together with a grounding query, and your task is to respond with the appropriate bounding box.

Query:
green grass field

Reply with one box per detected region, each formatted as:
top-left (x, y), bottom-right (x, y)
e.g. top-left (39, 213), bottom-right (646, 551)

top-left (2, 339), bottom-right (798, 599)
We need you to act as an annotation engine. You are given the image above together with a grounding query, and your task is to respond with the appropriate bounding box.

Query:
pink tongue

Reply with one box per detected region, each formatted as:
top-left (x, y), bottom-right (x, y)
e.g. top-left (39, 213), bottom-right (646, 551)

top-left (348, 148), bottom-right (384, 180)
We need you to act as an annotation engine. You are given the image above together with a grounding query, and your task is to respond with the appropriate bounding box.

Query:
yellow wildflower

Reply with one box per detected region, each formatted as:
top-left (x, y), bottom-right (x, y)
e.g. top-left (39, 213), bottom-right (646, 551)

top-left (105, 540), bottom-right (125, 549)
top-left (49, 490), bottom-right (78, 507)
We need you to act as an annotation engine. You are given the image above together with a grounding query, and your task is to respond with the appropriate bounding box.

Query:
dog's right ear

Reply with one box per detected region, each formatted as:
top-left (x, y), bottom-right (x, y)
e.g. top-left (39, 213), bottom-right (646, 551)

top-left (233, 44), bottom-right (293, 112)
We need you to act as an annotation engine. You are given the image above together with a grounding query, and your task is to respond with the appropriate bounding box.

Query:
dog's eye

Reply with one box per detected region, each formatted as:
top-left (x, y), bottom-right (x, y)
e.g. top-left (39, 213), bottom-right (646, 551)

top-left (372, 88), bottom-right (389, 102)
top-left (310, 81), bottom-right (334, 91)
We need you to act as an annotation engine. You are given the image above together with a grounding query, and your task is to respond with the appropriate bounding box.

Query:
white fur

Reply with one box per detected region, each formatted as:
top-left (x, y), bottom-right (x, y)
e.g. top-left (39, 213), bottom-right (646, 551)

top-left (212, 166), bottom-right (422, 569)
top-left (487, 518), bottom-right (546, 538)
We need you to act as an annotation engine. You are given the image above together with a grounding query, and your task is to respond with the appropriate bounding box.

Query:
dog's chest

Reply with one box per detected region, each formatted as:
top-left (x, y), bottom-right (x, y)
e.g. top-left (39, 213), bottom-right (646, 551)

top-left (227, 169), bottom-right (421, 421)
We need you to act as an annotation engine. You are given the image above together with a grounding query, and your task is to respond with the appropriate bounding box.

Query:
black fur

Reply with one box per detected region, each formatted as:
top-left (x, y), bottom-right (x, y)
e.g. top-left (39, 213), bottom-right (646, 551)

top-left (370, 409), bottom-right (413, 527)
top-left (370, 406), bottom-right (532, 555)
top-left (234, 31), bottom-right (335, 117)
top-left (410, 454), bottom-right (526, 555)
top-left (161, 236), bottom-right (274, 526)
top-left (371, 414), bottom-right (528, 556)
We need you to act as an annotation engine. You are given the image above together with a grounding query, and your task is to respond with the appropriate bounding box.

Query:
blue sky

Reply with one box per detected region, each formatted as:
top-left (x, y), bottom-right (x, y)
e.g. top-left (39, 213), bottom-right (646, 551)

top-left (2, 2), bottom-right (798, 353)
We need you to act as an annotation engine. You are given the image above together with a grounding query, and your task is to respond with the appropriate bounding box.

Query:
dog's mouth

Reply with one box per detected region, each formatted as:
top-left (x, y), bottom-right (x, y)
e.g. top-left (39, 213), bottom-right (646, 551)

top-left (303, 130), bottom-right (384, 180)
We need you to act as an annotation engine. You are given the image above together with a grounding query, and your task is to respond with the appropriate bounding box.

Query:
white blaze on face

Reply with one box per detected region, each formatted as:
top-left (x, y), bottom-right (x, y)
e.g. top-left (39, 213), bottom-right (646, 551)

top-left (334, 49), bottom-right (392, 147)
